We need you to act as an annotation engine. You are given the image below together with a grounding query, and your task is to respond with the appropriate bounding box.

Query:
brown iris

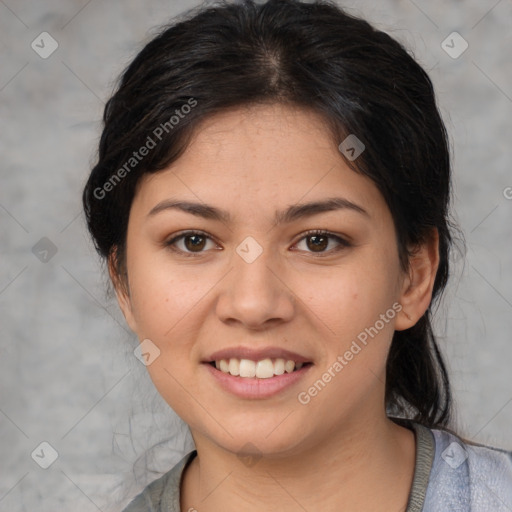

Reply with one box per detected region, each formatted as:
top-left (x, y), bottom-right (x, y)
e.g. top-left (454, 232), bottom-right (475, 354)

top-left (306, 234), bottom-right (329, 252)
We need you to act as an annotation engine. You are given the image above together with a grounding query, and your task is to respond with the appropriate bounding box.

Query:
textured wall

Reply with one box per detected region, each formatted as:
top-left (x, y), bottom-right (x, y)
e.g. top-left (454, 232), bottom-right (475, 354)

top-left (1, 0), bottom-right (511, 510)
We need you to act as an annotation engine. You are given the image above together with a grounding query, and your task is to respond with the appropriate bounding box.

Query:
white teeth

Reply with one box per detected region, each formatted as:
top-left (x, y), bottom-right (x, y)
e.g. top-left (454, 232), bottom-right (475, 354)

top-left (239, 359), bottom-right (256, 378)
top-left (214, 357), bottom-right (306, 378)
top-left (284, 360), bottom-right (295, 373)
top-left (255, 358), bottom-right (274, 379)
top-left (228, 358), bottom-right (240, 376)
top-left (274, 358), bottom-right (285, 375)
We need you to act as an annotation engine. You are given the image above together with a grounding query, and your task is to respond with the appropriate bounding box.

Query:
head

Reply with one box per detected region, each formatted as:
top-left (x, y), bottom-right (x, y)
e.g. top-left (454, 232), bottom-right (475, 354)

top-left (83, 0), bottom-right (455, 457)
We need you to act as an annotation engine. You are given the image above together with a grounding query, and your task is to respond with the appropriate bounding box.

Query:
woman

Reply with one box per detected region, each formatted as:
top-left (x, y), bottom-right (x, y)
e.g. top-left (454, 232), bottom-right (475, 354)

top-left (82, 0), bottom-right (512, 510)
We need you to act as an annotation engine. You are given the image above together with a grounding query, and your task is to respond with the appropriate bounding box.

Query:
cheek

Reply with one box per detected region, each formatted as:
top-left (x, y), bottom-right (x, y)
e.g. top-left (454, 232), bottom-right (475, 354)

top-left (128, 255), bottom-right (209, 338)
top-left (126, 259), bottom-right (210, 412)
top-left (295, 268), bottom-right (399, 416)
top-left (301, 259), bottom-right (399, 334)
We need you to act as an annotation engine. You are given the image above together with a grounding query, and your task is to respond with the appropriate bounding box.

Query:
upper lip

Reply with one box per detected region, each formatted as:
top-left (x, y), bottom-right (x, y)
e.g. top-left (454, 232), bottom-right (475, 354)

top-left (204, 346), bottom-right (312, 364)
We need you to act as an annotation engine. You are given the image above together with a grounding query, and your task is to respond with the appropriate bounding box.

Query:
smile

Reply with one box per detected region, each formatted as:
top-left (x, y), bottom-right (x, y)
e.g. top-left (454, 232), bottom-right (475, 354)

top-left (210, 358), bottom-right (308, 379)
top-left (204, 359), bottom-right (313, 399)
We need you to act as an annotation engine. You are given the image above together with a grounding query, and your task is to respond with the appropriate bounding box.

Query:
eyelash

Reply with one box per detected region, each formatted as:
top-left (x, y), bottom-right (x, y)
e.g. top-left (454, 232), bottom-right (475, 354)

top-left (164, 229), bottom-right (351, 258)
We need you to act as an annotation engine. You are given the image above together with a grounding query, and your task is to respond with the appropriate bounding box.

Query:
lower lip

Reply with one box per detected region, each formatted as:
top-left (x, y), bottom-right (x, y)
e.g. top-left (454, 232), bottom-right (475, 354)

top-left (203, 363), bottom-right (312, 399)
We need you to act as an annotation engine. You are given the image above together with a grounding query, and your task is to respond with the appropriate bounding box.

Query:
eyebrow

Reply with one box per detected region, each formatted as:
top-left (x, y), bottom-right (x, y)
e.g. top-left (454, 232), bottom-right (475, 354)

top-left (147, 197), bottom-right (369, 224)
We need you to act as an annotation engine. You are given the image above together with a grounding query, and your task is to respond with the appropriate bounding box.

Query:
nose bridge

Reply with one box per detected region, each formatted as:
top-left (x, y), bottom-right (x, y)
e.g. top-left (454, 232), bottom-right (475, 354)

top-left (217, 235), bottom-right (294, 327)
top-left (233, 234), bottom-right (279, 299)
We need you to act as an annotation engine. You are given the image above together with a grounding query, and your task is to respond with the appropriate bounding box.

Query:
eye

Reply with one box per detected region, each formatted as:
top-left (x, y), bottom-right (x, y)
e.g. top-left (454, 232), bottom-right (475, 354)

top-left (293, 230), bottom-right (351, 256)
top-left (164, 229), bottom-right (351, 257)
top-left (164, 230), bottom-right (219, 256)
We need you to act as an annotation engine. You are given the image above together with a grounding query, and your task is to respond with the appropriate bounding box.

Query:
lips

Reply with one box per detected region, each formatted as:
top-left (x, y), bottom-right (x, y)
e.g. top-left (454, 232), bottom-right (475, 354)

top-left (202, 346), bottom-right (313, 383)
top-left (203, 351), bottom-right (313, 399)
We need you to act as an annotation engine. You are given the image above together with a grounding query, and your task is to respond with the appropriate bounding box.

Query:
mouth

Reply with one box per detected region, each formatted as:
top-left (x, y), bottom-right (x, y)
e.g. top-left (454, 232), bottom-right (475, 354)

top-left (207, 358), bottom-right (313, 379)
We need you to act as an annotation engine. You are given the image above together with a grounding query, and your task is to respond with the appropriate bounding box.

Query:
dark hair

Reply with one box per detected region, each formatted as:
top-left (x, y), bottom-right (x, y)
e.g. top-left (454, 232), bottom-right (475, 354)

top-left (83, 0), bottom-right (459, 429)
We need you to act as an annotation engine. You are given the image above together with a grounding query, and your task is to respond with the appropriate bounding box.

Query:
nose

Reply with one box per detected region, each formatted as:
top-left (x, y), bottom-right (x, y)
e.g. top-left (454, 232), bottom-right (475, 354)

top-left (215, 241), bottom-right (296, 330)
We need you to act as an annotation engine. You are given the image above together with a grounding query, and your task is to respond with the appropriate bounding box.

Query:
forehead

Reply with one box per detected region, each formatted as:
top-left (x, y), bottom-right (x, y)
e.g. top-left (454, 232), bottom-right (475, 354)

top-left (131, 103), bottom-right (387, 223)
top-left (185, 102), bottom-right (337, 168)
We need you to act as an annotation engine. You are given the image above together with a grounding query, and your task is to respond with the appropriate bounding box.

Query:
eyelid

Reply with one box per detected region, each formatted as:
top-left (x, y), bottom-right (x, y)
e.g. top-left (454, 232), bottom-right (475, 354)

top-left (164, 228), bottom-right (352, 257)
top-left (164, 229), bottom-right (221, 257)
top-left (292, 229), bottom-right (352, 256)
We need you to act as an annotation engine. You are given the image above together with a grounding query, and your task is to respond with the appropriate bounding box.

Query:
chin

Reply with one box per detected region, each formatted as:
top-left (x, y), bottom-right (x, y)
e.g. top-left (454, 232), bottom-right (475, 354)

top-left (191, 416), bottom-right (312, 460)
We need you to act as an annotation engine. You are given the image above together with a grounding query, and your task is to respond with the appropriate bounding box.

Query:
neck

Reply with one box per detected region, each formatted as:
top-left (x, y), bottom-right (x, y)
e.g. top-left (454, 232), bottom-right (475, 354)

top-left (181, 414), bottom-right (416, 512)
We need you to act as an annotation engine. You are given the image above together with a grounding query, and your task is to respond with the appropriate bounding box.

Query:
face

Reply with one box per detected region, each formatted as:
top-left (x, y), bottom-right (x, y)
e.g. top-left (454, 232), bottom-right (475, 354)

top-left (115, 103), bottom-right (425, 458)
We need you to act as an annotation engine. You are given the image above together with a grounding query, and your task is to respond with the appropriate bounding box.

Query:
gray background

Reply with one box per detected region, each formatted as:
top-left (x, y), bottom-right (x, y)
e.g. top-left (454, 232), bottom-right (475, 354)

top-left (1, 0), bottom-right (511, 510)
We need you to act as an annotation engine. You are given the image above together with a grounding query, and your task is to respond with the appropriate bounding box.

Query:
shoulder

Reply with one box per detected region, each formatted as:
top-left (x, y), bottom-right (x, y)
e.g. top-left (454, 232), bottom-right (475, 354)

top-left (424, 425), bottom-right (512, 511)
top-left (121, 450), bottom-right (197, 512)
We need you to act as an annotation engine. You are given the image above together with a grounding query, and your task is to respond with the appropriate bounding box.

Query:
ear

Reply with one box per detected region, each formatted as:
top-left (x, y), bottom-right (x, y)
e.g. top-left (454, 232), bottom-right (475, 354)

top-left (395, 229), bottom-right (440, 331)
top-left (108, 249), bottom-right (138, 333)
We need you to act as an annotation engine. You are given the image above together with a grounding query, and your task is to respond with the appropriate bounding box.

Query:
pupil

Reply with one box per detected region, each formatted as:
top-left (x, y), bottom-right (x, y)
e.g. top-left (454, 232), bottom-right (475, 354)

top-left (186, 235), bottom-right (205, 251)
top-left (308, 235), bottom-right (327, 252)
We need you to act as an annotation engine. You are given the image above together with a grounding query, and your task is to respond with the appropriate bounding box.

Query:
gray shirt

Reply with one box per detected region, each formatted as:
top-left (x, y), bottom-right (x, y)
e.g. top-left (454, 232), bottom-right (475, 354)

top-left (122, 419), bottom-right (512, 511)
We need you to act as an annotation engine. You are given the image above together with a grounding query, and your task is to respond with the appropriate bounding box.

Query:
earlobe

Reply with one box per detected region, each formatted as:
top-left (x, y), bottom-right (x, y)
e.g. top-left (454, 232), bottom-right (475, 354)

top-left (108, 251), bottom-right (138, 333)
top-left (395, 229), bottom-right (440, 331)
top-left (115, 286), bottom-right (138, 333)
